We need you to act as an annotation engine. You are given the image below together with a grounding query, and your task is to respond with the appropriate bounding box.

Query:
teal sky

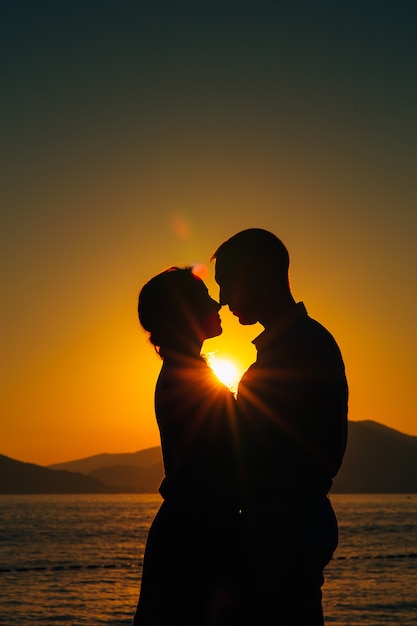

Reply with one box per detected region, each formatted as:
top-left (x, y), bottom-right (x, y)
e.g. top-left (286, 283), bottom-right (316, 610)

top-left (2, 1), bottom-right (417, 465)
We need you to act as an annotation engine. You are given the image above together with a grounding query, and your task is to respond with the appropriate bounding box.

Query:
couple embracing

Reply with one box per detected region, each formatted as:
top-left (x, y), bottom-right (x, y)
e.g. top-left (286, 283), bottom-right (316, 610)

top-left (133, 228), bottom-right (348, 626)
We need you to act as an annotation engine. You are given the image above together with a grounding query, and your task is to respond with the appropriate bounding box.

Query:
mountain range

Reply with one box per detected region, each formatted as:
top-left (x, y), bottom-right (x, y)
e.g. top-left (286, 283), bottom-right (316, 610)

top-left (1, 420), bottom-right (417, 494)
top-left (0, 454), bottom-right (110, 494)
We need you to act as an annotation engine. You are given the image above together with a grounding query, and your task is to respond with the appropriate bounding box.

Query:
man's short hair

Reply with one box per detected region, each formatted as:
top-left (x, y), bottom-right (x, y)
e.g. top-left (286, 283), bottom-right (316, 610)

top-left (212, 228), bottom-right (290, 283)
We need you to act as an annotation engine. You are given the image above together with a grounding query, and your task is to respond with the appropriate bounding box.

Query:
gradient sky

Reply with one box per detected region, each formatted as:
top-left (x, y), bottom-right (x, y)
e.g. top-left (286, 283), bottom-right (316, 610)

top-left (2, 1), bottom-right (417, 466)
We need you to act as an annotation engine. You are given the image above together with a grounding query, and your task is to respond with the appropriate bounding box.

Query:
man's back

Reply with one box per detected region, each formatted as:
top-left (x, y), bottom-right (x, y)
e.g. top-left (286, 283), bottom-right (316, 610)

top-left (236, 302), bottom-right (348, 501)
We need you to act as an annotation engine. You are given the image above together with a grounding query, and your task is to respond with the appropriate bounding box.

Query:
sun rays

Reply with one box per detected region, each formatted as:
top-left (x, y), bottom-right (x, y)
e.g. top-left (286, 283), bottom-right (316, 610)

top-left (206, 353), bottom-right (243, 393)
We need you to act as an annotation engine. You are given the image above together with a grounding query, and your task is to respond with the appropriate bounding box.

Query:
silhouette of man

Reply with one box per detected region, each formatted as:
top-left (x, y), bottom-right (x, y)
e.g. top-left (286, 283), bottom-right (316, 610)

top-left (212, 228), bottom-right (348, 625)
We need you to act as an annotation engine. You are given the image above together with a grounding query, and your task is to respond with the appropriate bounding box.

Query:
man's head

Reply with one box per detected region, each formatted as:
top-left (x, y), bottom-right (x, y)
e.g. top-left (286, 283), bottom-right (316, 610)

top-left (212, 228), bottom-right (292, 325)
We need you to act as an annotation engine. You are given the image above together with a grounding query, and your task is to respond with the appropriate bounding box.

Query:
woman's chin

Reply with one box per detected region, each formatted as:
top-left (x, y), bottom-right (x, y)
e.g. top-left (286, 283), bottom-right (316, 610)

top-left (205, 323), bottom-right (222, 339)
top-left (202, 314), bottom-right (223, 339)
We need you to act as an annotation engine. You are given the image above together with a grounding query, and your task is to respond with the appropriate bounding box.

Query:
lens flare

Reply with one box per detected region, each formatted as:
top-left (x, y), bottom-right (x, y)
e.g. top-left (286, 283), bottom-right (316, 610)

top-left (171, 213), bottom-right (191, 240)
top-left (192, 264), bottom-right (209, 279)
top-left (206, 353), bottom-right (242, 392)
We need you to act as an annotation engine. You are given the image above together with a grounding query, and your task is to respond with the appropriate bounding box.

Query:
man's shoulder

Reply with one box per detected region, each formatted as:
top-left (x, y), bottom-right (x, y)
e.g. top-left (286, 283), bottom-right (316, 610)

top-left (300, 312), bottom-right (338, 342)
top-left (252, 311), bottom-right (345, 373)
top-left (259, 307), bottom-right (340, 349)
top-left (299, 314), bottom-right (344, 360)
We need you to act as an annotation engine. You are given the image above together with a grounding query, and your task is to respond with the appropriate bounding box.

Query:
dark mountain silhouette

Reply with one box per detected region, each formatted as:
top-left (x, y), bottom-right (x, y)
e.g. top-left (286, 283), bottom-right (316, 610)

top-left (49, 447), bottom-right (162, 474)
top-left (3, 421), bottom-right (417, 493)
top-left (332, 420), bottom-right (417, 493)
top-left (0, 454), bottom-right (111, 494)
top-left (49, 447), bottom-right (164, 493)
top-left (89, 463), bottom-right (163, 492)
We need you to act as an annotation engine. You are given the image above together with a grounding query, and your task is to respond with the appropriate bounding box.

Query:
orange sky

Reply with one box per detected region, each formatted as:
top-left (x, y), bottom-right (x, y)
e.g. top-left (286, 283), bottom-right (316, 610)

top-left (2, 2), bottom-right (417, 465)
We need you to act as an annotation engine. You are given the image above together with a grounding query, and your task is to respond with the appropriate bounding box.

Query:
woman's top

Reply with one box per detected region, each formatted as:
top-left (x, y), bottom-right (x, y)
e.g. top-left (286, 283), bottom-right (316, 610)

top-left (155, 354), bottom-right (239, 506)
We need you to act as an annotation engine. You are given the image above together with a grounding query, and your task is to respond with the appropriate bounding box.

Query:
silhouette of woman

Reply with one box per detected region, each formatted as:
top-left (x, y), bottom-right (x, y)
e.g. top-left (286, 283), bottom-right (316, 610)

top-left (133, 267), bottom-right (241, 626)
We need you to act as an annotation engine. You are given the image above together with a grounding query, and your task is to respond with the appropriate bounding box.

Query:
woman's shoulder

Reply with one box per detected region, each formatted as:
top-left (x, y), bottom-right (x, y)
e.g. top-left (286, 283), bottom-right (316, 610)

top-left (156, 357), bottom-right (235, 407)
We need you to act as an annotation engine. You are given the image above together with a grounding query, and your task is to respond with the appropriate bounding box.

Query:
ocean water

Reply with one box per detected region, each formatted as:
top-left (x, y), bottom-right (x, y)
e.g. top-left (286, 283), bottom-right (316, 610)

top-left (1, 494), bottom-right (417, 625)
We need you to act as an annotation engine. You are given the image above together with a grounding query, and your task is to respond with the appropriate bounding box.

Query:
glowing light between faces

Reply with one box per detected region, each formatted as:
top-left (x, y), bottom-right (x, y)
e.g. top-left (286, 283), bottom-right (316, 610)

top-left (206, 353), bottom-right (242, 392)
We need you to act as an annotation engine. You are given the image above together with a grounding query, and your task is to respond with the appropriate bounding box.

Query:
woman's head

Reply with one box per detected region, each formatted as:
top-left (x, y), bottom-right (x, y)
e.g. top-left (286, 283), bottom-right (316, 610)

top-left (138, 267), bottom-right (221, 356)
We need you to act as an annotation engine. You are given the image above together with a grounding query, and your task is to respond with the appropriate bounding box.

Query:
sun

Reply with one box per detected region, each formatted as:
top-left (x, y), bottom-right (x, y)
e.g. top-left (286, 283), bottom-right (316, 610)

top-left (206, 353), bottom-right (243, 393)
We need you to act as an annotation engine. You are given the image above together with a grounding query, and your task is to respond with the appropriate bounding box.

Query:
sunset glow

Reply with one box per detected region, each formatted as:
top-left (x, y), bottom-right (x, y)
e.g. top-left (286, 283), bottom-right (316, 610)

top-left (206, 353), bottom-right (243, 392)
top-left (3, 3), bottom-right (417, 468)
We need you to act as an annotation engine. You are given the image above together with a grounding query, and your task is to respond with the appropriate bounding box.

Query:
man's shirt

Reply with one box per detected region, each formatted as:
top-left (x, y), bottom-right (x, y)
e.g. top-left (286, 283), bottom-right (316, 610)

top-left (237, 302), bottom-right (348, 500)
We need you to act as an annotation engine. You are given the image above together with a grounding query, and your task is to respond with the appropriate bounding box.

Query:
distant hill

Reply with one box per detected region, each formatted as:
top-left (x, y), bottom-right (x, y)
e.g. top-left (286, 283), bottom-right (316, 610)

top-left (89, 463), bottom-right (163, 492)
top-left (49, 447), bottom-right (164, 493)
top-left (3, 421), bottom-right (417, 494)
top-left (0, 454), bottom-right (111, 494)
top-left (332, 420), bottom-right (417, 493)
top-left (49, 447), bottom-right (162, 474)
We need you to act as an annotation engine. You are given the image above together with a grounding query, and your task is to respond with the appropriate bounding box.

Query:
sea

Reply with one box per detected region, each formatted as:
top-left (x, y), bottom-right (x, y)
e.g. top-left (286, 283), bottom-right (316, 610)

top-left (1, 493), bottom-right (417, 625)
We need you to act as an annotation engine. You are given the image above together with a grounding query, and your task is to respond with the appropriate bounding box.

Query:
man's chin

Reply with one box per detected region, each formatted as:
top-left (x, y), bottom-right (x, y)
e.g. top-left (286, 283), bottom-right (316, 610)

top-left (236, 313), bottom-right (256, 325)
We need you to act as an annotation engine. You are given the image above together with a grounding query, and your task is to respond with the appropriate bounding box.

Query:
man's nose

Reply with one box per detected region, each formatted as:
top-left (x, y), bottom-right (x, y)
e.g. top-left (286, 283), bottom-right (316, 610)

top-left (219, 287), bottom-right (228, 306)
